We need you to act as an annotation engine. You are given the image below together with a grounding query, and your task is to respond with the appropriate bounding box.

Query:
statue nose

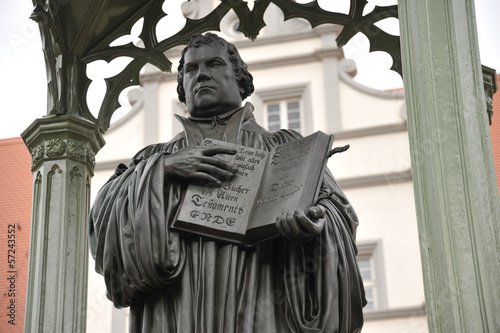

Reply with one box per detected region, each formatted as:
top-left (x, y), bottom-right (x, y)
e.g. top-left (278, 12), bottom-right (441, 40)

top-left (196, 65), bottom-right (210, 82)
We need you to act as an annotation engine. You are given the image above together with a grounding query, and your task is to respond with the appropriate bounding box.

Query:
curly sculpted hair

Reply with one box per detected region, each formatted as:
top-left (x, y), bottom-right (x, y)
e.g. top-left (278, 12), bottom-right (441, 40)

top-left (177, 33), bottom-right (254, 103)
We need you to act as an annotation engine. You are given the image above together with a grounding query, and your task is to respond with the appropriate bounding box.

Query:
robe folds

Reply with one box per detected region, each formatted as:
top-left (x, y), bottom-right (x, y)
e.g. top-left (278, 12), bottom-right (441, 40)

top-left (89, 103), bottom-right (366, 333)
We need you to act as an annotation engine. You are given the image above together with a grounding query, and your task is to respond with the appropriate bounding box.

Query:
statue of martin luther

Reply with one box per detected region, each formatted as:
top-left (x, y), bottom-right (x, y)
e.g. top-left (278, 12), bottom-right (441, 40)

top-left (89, 33), bottom-right (366, 333)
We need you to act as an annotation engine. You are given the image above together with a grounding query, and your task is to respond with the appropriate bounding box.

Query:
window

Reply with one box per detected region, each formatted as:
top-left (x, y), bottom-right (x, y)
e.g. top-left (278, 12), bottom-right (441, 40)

top-left (356, 241), bottom-right (387, 311)
top-left (357, 256), bottom-right (377, 310)
top-left (253, 84), bottom-right (312, 135)
top-left (265, 99), bottom-right (303, 133)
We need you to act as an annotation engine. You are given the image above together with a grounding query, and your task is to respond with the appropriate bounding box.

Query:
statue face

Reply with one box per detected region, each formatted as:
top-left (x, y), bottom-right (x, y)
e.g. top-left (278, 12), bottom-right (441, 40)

top-left (182, 44), bottom-right (242, 117)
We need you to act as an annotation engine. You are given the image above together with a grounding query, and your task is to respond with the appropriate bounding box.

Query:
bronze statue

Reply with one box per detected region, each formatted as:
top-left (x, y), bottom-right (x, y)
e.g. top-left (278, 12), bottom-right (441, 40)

top-left (89, 33), bottom-right (365, 332)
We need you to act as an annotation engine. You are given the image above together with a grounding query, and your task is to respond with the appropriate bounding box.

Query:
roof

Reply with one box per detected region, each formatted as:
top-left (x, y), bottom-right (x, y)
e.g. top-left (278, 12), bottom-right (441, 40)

top-left (0, 137), bottom-right (32, 332)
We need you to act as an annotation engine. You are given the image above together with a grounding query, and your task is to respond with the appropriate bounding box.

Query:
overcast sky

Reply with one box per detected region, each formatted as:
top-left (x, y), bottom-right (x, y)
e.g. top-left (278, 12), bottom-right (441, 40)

top-left (1, 0), bottom-right (499, 139)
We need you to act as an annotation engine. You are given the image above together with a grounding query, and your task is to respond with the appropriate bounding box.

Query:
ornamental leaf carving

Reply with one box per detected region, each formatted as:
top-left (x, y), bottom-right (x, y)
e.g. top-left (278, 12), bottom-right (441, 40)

top-left (28, 137), bottom-right (97, 171)
top-left (67, 141), bottom-right (86, 159)
top-left (45, 139), bottom-right (66, 157)
top-left (86, 149), bottom-right (96, 169)
top-left (31, 144), bottom-right (45, 166)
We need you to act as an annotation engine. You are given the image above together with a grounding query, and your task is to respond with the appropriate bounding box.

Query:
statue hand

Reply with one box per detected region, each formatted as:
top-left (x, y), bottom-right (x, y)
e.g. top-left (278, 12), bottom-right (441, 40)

top-left (275, 206), bottom-right (326, 242)
top-left (164, 146), bottom-right (239, 186)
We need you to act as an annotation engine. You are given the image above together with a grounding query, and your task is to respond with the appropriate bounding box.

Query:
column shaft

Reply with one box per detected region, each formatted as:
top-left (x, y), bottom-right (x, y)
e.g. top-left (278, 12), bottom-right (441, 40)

top-left (22, 115), bottom-right (104, 333)
top-left (398, 0), bottom-right (500, 331)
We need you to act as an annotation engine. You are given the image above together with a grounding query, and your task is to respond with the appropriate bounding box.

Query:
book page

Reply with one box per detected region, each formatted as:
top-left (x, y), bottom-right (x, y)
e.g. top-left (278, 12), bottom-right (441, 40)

top-left (248, 132), bottom-right (330, 230)
top-left (175, 139), bottom-right (268, 235)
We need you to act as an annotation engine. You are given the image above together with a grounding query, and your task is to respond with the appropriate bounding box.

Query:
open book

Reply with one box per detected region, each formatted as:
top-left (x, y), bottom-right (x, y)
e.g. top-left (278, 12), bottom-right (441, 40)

top-left (172, 131), bottom-right (334, 247)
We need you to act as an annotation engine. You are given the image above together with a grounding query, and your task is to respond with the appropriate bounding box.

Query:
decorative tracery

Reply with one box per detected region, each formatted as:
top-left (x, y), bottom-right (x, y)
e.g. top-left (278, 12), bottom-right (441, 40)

top-left (31, 0), bottom-right (401, 133)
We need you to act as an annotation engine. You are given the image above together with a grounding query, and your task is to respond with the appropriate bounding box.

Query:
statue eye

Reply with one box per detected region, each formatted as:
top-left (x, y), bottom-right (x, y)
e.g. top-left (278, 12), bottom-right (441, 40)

top-left (185, 65), bottom-right (196, 73)
top-left (210, 60), bottom-right (224, 68)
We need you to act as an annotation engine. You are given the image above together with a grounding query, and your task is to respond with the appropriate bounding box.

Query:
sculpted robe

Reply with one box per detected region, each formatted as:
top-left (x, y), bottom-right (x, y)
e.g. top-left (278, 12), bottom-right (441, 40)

top-left (89, 103), bottom-right (365, 332)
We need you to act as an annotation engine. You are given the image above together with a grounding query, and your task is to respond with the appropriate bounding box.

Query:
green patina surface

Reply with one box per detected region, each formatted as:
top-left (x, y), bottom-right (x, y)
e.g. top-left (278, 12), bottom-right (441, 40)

top-left (399, 0), bottom-right (500, 331)
top-left (22, 115), bottom-right (104, 332)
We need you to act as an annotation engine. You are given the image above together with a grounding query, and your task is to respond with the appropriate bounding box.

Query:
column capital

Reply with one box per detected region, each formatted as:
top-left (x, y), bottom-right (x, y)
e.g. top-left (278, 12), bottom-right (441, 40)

top-left (21, 115), bottom-right (105, 174)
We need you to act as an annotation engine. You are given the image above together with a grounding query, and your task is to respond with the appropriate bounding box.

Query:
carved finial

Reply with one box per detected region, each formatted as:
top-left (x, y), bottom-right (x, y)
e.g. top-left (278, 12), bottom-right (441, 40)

top-left (482, 65), bottom-right (497, 126)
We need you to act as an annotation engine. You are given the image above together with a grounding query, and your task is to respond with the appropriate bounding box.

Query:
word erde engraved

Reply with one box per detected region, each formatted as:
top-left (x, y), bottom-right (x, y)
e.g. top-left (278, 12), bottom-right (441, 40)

top-left (6, 224), bottom-right (16, 325)
top-left (190, 210), bottom-right (236, 226)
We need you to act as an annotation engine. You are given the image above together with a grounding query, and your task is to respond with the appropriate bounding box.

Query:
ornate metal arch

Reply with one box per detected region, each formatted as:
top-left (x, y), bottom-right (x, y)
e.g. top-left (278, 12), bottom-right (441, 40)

top-left (31, 0), bottom-right (400, 133)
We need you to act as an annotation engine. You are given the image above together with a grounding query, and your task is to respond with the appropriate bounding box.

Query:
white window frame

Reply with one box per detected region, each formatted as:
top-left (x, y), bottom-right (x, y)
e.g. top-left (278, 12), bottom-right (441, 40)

top-left (356, 240), bottom-right (388, 311)
top-left (251, 84), bottom-right (313, 135)
top-left (264, 99), bottom-right (303, 133)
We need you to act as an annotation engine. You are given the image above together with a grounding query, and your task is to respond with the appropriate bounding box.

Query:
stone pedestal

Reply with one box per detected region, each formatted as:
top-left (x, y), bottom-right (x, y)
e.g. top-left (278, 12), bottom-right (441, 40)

top-left (21, 115), bottom-right (104, 333)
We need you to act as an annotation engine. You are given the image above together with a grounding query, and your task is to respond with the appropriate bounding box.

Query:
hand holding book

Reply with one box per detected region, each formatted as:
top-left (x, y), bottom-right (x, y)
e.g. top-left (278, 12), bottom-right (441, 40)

top-left (275, 206), bottom-right (326, 242)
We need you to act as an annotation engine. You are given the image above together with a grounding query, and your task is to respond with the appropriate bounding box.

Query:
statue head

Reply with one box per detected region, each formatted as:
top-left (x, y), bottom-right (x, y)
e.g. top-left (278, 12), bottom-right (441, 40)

top-left (177, 33), bottom-right (254, 116)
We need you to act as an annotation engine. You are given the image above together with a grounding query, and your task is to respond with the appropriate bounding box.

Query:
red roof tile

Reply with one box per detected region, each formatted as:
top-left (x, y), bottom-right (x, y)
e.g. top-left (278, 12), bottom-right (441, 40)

top-left (0, 137), bottom-right (32, 332)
